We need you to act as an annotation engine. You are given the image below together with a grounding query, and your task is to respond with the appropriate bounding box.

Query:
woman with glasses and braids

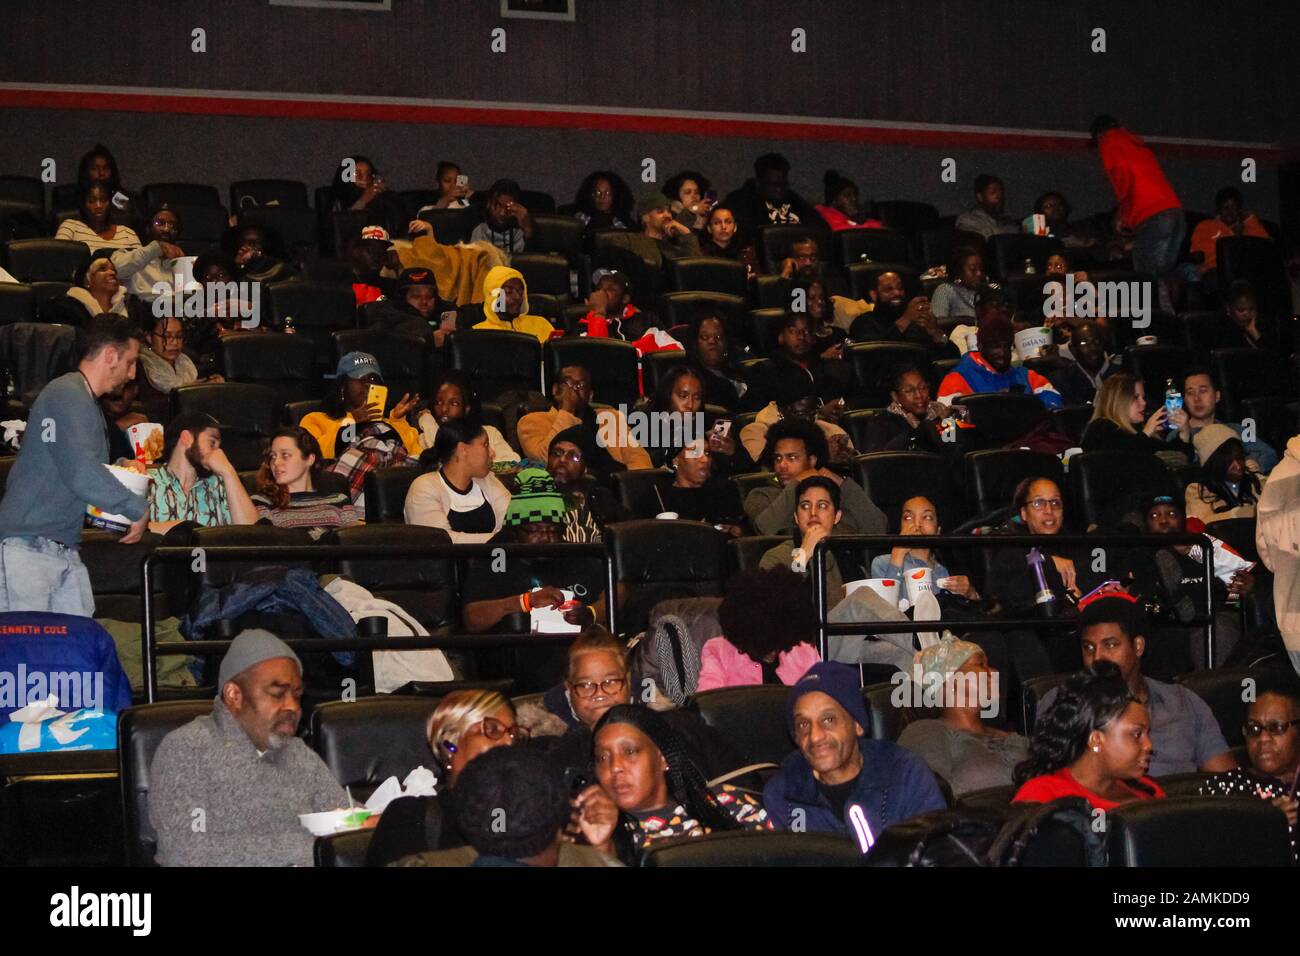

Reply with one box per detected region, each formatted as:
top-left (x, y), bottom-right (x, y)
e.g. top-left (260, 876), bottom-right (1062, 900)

top-left (365, 689), bottom-right (529, 865)
top-left (1199, 675), bottom-right (1300, 859)
top-left (1013, 661), bottom-right (1164, 809)
top-left (570, 704), bottom-right (770, 863)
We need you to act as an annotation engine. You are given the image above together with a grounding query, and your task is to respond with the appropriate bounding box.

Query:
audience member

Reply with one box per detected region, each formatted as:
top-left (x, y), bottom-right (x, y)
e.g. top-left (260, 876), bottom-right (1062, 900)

top-left (861, 364), bottom-right (967, 453)
top-left (1091, 115), bottom-right (1184, 313)
top-left (405, 416), bottom-right (510, 543)
top-left (0, 315), bottom-right (149, 613)
top-left (848, 285), bottom-right (957, 360)
top-left (55, 181), bottom-right (142, 252)
top-left (113, 203), bottom-right (187, 301)
top-left (1038, 595), bottom-right (1236, 776)
top-left (546, 427), bottom-right (626, 543)
top-left (618, 192), bottom-right (701, 269)
top-left (929, 246), bottom-right (985, 320)
top-left (814, 170), bottom-right (881, 231)
top-left (45, 252), bottom-right (127, 327)
top-left (577, 704), bottom-right (770, 862)
top-left (345, 226), bottom-right (399, 306)
top-left (648, 365), bottom-right (736, 469)
top-left (574, 170), bottom-right (634, 231)
top-left (364, 267), bottom-right (455, 347)
top-left (1081, 372), bottom-right (1185, 459)
top-left (226, 223), bottom-right (294, 287)
top-left (662, 169), bottom-right (714, 232)
top-left (576, 268), bottom-right (654, 341)
top-left (1014, 661), bottom-right (1165, 810)
top-left (73, 143), bottom-right (134, 223)
top-left (937, 310), bottom-right (1063, 408)
top-left (955, 174), bottom-right (1018, 239)
top-left (299, 351), bottom-right (422, 460)
top-left (99, 378), bottom-right (146, 463)
top-left (469, 178), bottom-right (533, 255)
top-left (1168, 367), bottom-right (1278, 474)
top-left (1219, 280), bottom-right (1287, 357)
top-left (753, 313), bottom-right (852, 409)
top-left (416, 371), bottom-right (519, 465)
top-left (698, 204), bottom-right (760, 275)
top-left (516, 363), bottom-right (652, 471)
top-left (898, 637), bottom-right (1029, 795)
top-left (1184, 425), bottom-right (1266, 526)
top-left (366, 690), bottom-right (526, 864)
top-left (148, 630), bottom-right (348, 866)
top-left (454, 745), bottom-right (573, 867)
top-left (147, 412), bottom-right (259, 532)
top-left (699, 567), bottom-right (821, 691)
top-left (1050, 320), bottom-right (1120, 404)
top-left (252, 428), bottom-right (360, 537)
top-left (986, 477), bottom-right (1098, 613)
top-left (1189, 188), bottom-right (1270, 287)
top-left (655, 439), bottom-right (745, 534)
top-left (136, 312), bottom-right (222, 421)
top-left (1255, 434), bottom-right (1300, 677)
top-left (870, 496), bottom-right (980, 600)
top-left (764, 662), bottom-right (946, 851)
top-left (1035, 190), bottom-right (1101, 255)
top-left (686, 311), bottom-right (753, 410)
top-left (419, 160), bottom-right (473, 211)
top-left (760, 475), bottom-right (848, 598)
top-left (722, 152), bottom-right (818, 234)
top-left (471, 264), bottom-right (556, 344)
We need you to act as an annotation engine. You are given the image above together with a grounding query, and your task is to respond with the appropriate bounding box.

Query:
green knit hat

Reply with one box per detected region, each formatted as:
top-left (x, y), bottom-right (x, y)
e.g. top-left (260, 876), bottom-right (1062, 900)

top-left (505, 468), bottom-right (567, 526)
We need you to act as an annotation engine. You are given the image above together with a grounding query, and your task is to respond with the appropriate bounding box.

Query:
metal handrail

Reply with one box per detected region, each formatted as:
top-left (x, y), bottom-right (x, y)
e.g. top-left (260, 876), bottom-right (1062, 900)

top-left (140, 541), bottom-right (609, 702)
top-left (809, 532), bottom-right (1217, 662)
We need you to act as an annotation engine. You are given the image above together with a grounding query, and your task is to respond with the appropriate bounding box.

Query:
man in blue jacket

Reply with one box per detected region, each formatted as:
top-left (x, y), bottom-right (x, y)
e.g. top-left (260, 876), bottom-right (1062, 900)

top-left (764, 662), bottom-right (946, 852)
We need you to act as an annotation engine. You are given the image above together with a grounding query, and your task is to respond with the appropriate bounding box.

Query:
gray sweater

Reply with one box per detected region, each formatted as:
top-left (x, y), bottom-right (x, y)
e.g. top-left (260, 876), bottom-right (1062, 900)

top-left (0, 371), bottom-right (147, 545)
top-left (148, 703), bottom-right (346, 866)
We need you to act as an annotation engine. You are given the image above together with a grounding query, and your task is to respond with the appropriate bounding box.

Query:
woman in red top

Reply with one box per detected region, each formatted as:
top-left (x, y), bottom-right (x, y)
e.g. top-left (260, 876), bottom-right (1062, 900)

top-left (1013, 661), bottom-right (1165, 810)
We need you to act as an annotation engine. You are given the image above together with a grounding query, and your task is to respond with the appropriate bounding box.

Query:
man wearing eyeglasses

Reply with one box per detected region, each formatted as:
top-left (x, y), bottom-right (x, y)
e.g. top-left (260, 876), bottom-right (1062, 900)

top-left (137, 313), bottom-right (224, 421)
top-left (517, 363), bottom-right (652, 472)
top-left (546, 427), bottom-right (627, 543)
top-left (1039, 595), bottom-right (1236, 777)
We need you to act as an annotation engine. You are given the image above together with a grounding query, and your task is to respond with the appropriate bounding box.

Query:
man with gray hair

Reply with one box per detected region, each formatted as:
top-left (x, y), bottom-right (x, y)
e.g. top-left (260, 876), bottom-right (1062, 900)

top-left (148, 629), bottom-right (347, 866)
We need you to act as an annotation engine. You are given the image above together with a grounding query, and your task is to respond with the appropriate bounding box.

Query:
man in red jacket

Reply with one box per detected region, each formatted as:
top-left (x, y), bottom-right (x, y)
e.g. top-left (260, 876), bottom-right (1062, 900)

top-left (1091, 115), bottom-right (1184, 315)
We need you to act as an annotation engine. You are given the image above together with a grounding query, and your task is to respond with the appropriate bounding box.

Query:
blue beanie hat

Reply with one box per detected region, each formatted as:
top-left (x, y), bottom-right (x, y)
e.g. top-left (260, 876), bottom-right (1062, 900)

top-left (785, 661), bottom-right (870, 738)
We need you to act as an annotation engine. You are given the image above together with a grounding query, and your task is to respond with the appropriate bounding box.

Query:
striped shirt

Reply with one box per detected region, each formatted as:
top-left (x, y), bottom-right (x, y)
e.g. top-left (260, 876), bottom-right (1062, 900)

top-left (251, 490), bottom-right (362, 540)
top-left (54, 219), bottom-right (142, 254)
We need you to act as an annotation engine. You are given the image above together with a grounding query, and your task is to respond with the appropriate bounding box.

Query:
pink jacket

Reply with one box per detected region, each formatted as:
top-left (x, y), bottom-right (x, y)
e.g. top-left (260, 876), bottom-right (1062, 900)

top-left (696, 637), bottom-right (821, 693)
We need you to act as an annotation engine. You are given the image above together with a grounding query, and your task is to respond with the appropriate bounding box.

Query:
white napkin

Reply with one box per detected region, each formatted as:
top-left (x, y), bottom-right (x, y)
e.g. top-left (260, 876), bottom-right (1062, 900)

top-left (531, 589), bottom-right (581, 634)
top-left (363, 764), bottom-right (441, 814)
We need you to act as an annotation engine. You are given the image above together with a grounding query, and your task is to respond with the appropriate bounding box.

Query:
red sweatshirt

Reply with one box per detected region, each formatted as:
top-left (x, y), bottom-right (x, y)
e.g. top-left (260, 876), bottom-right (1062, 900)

top-left (1098, 128), bottom-right (1180, 229)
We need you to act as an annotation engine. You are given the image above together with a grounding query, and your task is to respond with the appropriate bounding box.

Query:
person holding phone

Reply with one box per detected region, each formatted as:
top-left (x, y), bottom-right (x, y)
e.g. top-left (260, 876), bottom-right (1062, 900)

top-left (662, 170), bottom-right (715, 232)
top-left (417, 160), bottom-right (472, 212)
top-left (298, 351), bottom-right (422, 460)
top-left (364, 267), bottom-right (457, 347)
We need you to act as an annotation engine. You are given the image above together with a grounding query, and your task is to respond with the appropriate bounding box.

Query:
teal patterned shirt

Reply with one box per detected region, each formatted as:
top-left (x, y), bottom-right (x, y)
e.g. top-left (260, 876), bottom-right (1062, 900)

top-left (147, 466), bottom-right (231, 526)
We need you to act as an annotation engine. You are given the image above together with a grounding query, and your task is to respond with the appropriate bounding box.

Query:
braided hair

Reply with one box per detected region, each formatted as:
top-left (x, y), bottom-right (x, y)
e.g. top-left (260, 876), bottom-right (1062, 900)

top-left (1013, 661), bottom-right (1135, 786)
top-left (594, 704), bottom-right (736, 832)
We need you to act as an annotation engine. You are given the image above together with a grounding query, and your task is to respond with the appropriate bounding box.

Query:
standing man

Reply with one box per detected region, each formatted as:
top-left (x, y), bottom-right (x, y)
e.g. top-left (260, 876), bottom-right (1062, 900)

top-left (0, 315), bottom-right (149, 615)
top-left (1091, 115), bottom-right (1184, 314)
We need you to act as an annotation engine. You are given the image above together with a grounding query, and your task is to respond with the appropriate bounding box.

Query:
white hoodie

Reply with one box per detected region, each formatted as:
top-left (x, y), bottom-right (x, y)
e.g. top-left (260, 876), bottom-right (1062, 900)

top-left (1256, 435), bottom-right (1300, 653)
top-left (323, 577), bottom-right (454, 692)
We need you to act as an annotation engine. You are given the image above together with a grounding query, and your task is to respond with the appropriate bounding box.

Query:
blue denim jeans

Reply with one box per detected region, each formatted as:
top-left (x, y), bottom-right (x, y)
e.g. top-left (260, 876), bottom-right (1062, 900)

top-left (1131, 207), bottom-right (1185, 313)
top-left (0, 536), bottom-right (94, 617)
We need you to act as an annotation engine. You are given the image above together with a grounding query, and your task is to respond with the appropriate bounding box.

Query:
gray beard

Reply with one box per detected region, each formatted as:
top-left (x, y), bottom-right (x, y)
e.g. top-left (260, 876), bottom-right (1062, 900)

top-left (264, 731), bottom-right (291, 750)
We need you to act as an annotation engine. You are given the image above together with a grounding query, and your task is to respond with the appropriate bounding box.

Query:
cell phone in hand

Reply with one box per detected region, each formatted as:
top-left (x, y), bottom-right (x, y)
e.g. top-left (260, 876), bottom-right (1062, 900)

top-left (455, 174), bottom-right (469, 188)
top-left (711, 419), bottom-right (732, 438)
top-left (366, 383), bottom-right (389, 413)
top-left (439, 310), bottom-right (458, 331)
top-left (704, 189), bottom-right (717, 204)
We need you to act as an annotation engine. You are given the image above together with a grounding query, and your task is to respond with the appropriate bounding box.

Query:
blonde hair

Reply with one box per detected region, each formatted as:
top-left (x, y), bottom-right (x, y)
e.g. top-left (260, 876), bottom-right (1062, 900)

top-left (565, 626), bottom-right (629, 681)
top-left (426, 689), bottom-right (512, 764)
top-left (1090, 372), bottom-right (1141, 434)
top-left (84, 256), bottom-right (115, 287)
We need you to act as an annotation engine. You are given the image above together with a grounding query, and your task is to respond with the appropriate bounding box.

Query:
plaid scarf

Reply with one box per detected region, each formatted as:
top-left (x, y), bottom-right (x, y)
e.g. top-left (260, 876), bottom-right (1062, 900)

top-left (328, 421), bottom-right (413, 505)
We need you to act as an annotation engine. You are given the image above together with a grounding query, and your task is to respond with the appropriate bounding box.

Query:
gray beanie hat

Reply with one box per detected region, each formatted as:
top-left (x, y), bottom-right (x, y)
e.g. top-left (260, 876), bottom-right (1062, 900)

top-left (217, 629), bottom-right (302, 690)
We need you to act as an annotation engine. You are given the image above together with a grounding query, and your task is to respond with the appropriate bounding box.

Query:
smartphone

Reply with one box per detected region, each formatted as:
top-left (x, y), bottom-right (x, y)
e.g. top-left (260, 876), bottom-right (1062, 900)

top-left (439, 310), bottom-right (458, 331)
top-left (704, 189), bottom-right (717, 204)
top-left (711, 419), bottom-right (732, 438)
top-left (564, 767), bottom-right (591, 794)
top-left (366, 383), bottom-right (389, 413)
top-left (455, 174), bottom-right (469, 188)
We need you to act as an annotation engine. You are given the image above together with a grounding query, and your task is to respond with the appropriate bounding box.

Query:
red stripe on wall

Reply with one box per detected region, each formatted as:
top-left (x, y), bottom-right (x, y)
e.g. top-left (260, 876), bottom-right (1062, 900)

top-left (0, 87), bottom-right (1276, 160)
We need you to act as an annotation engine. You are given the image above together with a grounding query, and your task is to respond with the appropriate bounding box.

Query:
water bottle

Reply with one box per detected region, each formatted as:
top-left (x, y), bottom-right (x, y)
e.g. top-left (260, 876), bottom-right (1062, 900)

top-left (1163, 378), bottom-right (1182, 431)
top-left (1023, 258), bottom-right (1036, 275)
top-left (1026, 547), bottom-right (1057, 618)
top-left (283, 315), bottom-right (296, 335)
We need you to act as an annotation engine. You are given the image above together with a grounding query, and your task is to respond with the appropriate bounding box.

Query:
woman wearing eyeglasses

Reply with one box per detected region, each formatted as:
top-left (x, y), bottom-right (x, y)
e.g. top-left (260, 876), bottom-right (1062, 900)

top-left (114, 202), bottom-right (188, 302)
top-left (1199, 679), bottom-right (1300, 860)
top-left (365, 689), bottom-right (529, 865)
top-left (136, 311), bottom-right (225, 421)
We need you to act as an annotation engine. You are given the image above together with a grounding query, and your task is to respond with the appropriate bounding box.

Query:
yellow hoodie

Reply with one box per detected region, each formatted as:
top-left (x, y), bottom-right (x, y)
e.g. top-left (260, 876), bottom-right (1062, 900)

top-left (472, 265), bottom-right (556, 345)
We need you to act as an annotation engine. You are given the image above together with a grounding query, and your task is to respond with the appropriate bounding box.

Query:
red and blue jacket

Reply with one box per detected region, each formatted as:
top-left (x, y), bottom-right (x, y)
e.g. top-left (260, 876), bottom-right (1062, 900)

top-left (937, 351), bottom-right (1063, 409)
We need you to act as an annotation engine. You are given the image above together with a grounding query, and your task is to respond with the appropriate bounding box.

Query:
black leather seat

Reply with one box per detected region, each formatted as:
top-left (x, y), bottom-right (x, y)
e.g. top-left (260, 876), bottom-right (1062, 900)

top-left (611, 467), bottom-right (674, 518)
top-left (839, 228), bottom-right (910, 268)
top-left (1122, 345), bottom-right (1193, 409)
top-left (447, 329), bottom-right (542, 402)
top-left (863, 681), bottom-right (908, 741)
top-left (0, 322), bottom-right (77, 404)
top-left (988, 234), bottom-right (1064, 281)
top-left (839, 408), bottom-right (890, 451)
top-left (310, 696), bottom-right (444, 798)
top-left (191, 524), bottom-right (322, 591)
top-left (757, 224), bottom-right (831, 275)
top-left (169, 202), bottom-right (228, 249)
top-left (689, 685), bottom-right (793, 768)
top-left (336, 525), bottom-right (456, 633)
top-left (238, 207), bottom-right (320, 258)
top-left (727, 534), bottom-right (786, 574)
top-left (745, 308), bottom-right (786, 356)
top-left (527, 214), bottom-right (583, 265)
top-left (543, 337), bottom-right (641, 409)
top-left (1051, 404), bottom-right (1093, 445)
top-left (920, 228), bottom-right (985, 268)
top-left (751, 275), bottom-right (790, 311)
top-left (606, 519), bottom-right (729, 635)
top-left (845, 342), bottom-right (929, 407)
top-left (657, 292), bottom-right (747, 341)
top-left (1020, 672), bottom-right (1072, 736)
top-left (1239, 395), bottom-right (1299, 458)
top-left (333, 329), bottom-right (433, 405)
top-left (0, 174), bottom-right (45, 211)
top-left (730, 470), bottom-right (777, 501)
top-left (1217, 235), bottom-right (1290, 321)
top-left (1212, 347), bottom-right (1283, 420)
top-left (170, 382), bottom-right (278, 471)
top-left (854, 451), bottom-right (958, 528)
top-left (284, 398), bottom-right (324, 426)
top-left (117, 700), bottom-right (214, 866)
top-left (953, 393), bottom-right (1049, 449)
top-left (641, 829), bottom-right (863, 867)
top-left (844, 262), bottom-right (921, 301)
top-left (221, 332), bottom-right (316, 406)
top-left (80, 530), bottom-right (168, 622)
top-left (313, 829), bottom-right (375, 867)
top-left (510, 252), bottom-right (572, 297)
top-left (1106, 796), bottom-right (1291, 866)
top-left (0, 282), bottom-right (36, 325)
top-left (641, 349), bottom-right (695, 397)
top-left (142, 182), bottom-right (221, 209)
top-left (1068, 451), bottom-right (1179, 529)
top-left (363, 464), bottom-right (427, 523)
top-left (1173, 666), bottom-right (1258, 748)
top-left (667, 256), bottom-right (748, 297)
top-left (954, 784), bottom-right (1016, 811)
top-left (230, 179), bottom-right (309, 210)
top-left (416, 206), bottom-right (480, 244)
top-left (964, 449), bottom-right (1064, 517)
top-left (4, 238), bottom-right (90, 282)
top-left (266, 280), bottom-right (359, 370)
top-left (875, 200), bottom-right (940, 242)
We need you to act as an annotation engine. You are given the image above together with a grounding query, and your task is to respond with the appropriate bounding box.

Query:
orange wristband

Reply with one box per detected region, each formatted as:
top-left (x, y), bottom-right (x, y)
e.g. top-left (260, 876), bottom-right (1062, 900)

top-left (520, 590), bottom-right (532, 612)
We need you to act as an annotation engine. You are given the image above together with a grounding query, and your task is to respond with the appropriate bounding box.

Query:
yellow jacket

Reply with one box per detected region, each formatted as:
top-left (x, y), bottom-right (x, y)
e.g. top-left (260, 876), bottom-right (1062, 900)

top-left (471, 265), bottom-right (556, 345)
top-left (517, 407), bottom-right (652, 471)
top-left (298, 411), bottom-right (423, 460)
